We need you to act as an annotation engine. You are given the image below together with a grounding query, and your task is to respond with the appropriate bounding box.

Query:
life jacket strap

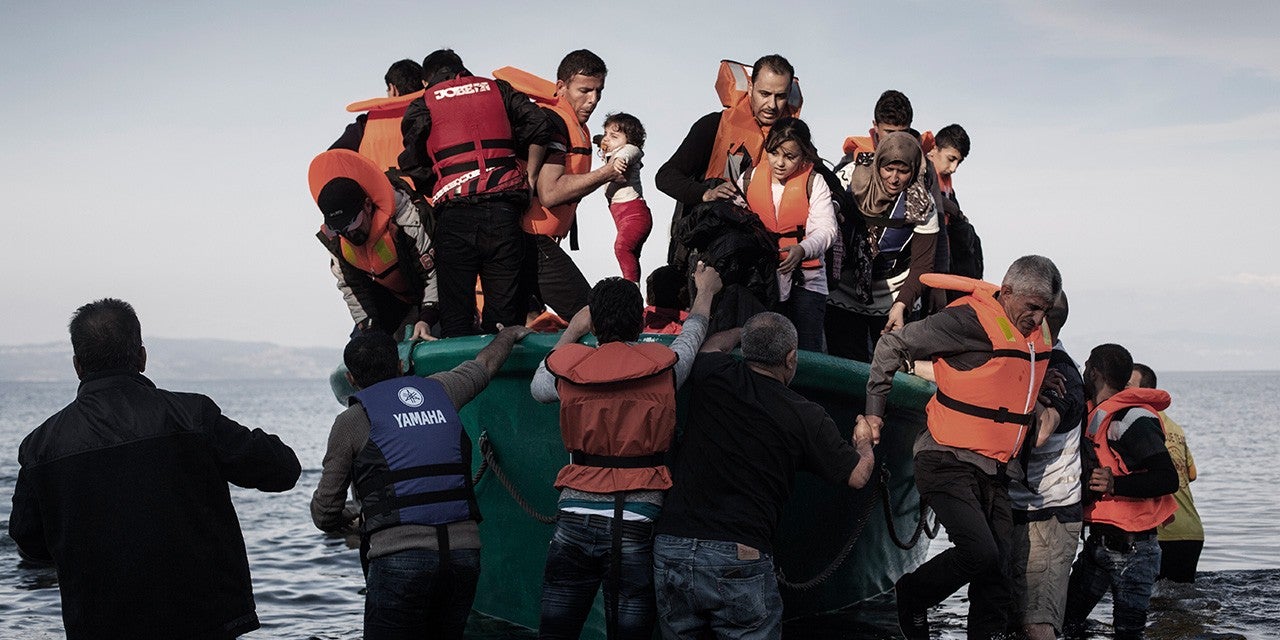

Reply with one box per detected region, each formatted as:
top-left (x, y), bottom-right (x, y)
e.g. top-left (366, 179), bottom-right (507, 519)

top-left (361, 487), bottom-right (473, 517)
top-left (438, 155), bottom-right (519, 177)
top-left (569, 450), bottom-right (666, 469)
top-left (354, 462), bottom-right (469, 497)
top-left (935, 389), bottom-right (1035, 427)
top-left (431, 138), bottom-right (516, 163)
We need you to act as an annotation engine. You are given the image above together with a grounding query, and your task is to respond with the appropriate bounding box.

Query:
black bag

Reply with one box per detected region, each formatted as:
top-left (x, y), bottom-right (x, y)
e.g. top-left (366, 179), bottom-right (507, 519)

top-left (675, 198), bottom-right (780, 311)
top-left (821, 161), bottom-right (874, 307)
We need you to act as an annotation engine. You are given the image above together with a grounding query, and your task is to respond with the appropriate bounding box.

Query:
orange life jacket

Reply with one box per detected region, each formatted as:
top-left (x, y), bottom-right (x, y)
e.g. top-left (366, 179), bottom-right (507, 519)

top-left (744, 165), bottom-right (821, 269)
top-left (1084, 388), bottom-right (1179, 532)
top-left (920, 274), bottom-right (1053, 463)
top-left (841, 132), bottom-right (876, 167)
top-left (492, 66), bottom-right (592, 238)
top-left (703, 59), bottom-right (802, 182)
top-left (308, 149), bottom-right (416, 301)
top-left (545, 342), bottom-right (678, 493)
top-left (345, 91), bottom-right (425, 173)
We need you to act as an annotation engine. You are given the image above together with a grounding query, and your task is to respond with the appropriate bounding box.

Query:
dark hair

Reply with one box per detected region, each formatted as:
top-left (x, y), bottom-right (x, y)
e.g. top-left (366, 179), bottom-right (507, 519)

top-left (1087, 343), bottom-right (1134, 393)
top-left (69, 298), bottom-right (144, 373)
top-left (751, 54), bottom-right (794, 83)
top-left (344, 331), bottom-right (400, 389)
top-left (421, 49), bottom-right (467, 86)
top-left (1046, 291), bottom-right (1069, 340)
top-left (588, 277), bottom-right (643, 344)
top-left (602, 112), bottom-right (646, 149)
top-left (646, 265), bottom-right (684, 309)
top-left (384, 59), bottom-right (423, 95)
top-left (874, 90), bottom-right (913, 127)
top-left (556, 49), bottom-right (607, 82)
top-left (763, 117), bottom-right (819, 164)
top-left (934, 123), bottom-right (971, 158)
top-left (1132, 363), bottom-right (1158, 389)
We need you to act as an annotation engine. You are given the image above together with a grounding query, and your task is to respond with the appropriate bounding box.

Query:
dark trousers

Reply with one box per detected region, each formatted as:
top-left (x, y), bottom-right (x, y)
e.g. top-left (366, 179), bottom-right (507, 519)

top-left (824, 304), bottom-right (887, 362)
top-left (1157, 539), bottom-right (1202, 583)
top-left (1064, 533), bottom-right (1161, 639)
top-left (364, 548), bottom-right (481, 640)
top-left (435, 200), bottom-right (527, 337)
top-left (897, 450), bottom-right (1014, 639)
top-left (528, 234), bottom-right (591, 319)
top-left (778, 286), bottom-right (827, 353)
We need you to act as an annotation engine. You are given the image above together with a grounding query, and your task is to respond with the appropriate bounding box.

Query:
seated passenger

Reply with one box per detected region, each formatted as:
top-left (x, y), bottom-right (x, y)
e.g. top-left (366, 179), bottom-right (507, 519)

top-left (643, 264), bottom-right (689, 334)
top-left (309, 149), bottom-right (438, 339)
top-left (737, 117), bottom-right (835, 352)
top-left (826, 131), bottom-right (938, 361)
top-left (596, 112), bottom-right (653, 282)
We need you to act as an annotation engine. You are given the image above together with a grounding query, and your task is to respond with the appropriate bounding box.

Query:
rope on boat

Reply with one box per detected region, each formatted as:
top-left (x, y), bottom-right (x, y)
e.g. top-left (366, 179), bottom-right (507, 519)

top-left (474, 432), bottom-right (556, 525)
top-left (878, 464), bottom-right (941, 550)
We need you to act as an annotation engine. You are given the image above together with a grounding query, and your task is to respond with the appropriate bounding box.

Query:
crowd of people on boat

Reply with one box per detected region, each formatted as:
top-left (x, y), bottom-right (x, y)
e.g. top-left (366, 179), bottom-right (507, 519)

top-left (6, 47), bottom-right (1203, 640)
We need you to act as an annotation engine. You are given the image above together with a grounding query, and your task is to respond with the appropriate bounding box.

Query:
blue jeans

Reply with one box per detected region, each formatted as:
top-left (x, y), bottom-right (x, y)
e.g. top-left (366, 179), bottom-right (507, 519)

top-left (539, 514), bottom-right (656, 639)
top-left (1063, 533), bottom-right (1161, 639)
top-left (364, 547), bottom-right (481, 640)
top-left (652, 534), bottom-right (783, 640)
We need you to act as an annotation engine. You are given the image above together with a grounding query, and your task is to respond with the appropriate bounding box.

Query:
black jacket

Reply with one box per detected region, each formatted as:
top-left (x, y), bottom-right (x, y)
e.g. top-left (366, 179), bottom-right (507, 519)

top-left (8, 370), bottom-right (302, 639)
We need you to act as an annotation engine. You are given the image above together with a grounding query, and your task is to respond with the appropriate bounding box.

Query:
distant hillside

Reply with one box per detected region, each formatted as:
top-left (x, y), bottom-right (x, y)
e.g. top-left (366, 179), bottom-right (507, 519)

top-left (0, 338), bottom-right (342, 381)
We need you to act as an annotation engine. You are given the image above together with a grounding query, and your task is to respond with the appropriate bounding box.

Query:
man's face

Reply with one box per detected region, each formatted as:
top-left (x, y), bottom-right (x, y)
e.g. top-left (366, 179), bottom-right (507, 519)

top-left (1127, 370), bottom-right (1142, 389)
top-left (339, 198), bottom-right (374, 246)
top-left (928, 145), bottom-right (964, 177)
top-left (749, 69), bottom-right (791, 127)
top-left (999, 285), bottom-right (1054, 337)
top-left (556, 73), bottom-right (605, 125)
top-left (872, 121), bottom-right (910, 146)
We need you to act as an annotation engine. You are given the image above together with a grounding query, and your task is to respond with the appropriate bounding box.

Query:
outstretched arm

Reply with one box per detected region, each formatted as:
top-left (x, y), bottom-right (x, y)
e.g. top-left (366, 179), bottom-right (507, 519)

top-left (475, 325), bottom-right (533, 377)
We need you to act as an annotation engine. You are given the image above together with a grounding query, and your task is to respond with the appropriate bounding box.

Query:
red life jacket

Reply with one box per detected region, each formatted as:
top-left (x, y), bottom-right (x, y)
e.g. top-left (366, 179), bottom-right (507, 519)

top-left (920, 274), bottom-right (1054, 463)
top-left (744, 165), bottom-right (821, 269)
top-left (308, 149), bottom-right (417, 301)
top-left (1084, 388), bottom-right (1179, 532)
top-left (423, 76), bottom-right (525, 203)
top-left (704, 59), bottom-right (802, 181)
top-left (545, 342), bottom-right (678, 493)
top-left (345, 90), bottom-right (425, 172)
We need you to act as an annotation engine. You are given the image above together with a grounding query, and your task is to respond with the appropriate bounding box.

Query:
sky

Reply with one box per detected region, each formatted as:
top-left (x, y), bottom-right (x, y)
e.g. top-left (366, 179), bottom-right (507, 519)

top-left (1, 1), bottom-right (1276, 372)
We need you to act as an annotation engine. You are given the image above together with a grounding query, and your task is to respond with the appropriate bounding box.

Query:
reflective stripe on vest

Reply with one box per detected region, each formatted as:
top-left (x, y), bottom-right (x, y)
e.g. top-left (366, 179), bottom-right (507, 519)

top-left (522, 100), bottom-right (591, 238)
top-left (352, 376), bottom-right (475, 534)
top-left (1084, 388), bottom-right (1178, 532)
top-left (744, 165), bottom-right (821, 269)
top-left (424, 76), bottom-right (525, 203)
top-left (545, 342), bottom-right (677, 493)
top-left (923, 277), bottom-right (1053, 463)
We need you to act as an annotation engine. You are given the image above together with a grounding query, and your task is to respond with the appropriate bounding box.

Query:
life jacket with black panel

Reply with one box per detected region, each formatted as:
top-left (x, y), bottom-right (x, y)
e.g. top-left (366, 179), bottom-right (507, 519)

top-left (545, 341), bottom-right (678, 493)
top-left (351, 376), bottom-right (477, 534)
top-left (704, 60), bottom-right (803, 185)
top-left (920, 274), bottom-right (1053, 463)
top-left (423, 75), bottom-right (526, 204)
top-left (308, 149), bottom-right (418, 302)
top-left (1084, 387), bottom-right (1179, 532)
top-left (744, 164), bottom-right (821, 269)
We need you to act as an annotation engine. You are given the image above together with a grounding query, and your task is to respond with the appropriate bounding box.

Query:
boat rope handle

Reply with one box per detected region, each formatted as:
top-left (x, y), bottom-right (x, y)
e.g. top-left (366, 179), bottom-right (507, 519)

top-left (473, 432), bottom-right (556, 525)
top-left (879, 464), bottom-right (941, 551)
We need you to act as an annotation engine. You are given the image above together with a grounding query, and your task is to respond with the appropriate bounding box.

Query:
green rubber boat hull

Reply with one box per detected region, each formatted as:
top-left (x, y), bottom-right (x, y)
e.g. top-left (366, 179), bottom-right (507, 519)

top-left (330, 333), bottom-right (934, 637)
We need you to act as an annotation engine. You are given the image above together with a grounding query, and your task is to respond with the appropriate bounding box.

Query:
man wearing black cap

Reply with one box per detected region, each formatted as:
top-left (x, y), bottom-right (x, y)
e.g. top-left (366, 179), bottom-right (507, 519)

top-left (400, 48), bottom-right (553, 337)
top-left (311, 148), bottom-right (438, 339)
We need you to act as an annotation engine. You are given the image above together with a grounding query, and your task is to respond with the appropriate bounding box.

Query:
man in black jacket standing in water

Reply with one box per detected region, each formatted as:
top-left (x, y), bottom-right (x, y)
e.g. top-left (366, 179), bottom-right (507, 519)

top-left (9, 298), bottom-right (302, 639)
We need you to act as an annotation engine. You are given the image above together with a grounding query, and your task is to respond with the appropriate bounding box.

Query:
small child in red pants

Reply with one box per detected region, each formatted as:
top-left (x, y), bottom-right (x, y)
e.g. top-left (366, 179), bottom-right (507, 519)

top-left (596, 112), bottom-right (653, 282)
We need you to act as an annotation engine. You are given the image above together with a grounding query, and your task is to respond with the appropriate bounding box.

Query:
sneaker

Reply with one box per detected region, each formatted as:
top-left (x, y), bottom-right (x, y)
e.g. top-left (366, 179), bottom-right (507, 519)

top-left (895, 583), bottom-right (930, 639)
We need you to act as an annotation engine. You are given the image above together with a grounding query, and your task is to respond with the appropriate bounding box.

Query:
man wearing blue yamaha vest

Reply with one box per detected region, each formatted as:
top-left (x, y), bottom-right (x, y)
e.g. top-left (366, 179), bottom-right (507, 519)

top-left (311, 325), bottom-right (530, 639)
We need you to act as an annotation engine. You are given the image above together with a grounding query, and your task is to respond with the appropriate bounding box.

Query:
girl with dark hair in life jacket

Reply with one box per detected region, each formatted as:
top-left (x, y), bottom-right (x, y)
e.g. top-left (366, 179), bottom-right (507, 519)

top-left (735, 116), bottom-right (836, 353)
top-left (826, 130), bottom-right (938, 362)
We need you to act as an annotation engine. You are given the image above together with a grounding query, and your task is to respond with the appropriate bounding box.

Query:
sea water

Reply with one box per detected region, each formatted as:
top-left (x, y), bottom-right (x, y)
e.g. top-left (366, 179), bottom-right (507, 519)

top-left (1, 372), bottom-right (1277, 639)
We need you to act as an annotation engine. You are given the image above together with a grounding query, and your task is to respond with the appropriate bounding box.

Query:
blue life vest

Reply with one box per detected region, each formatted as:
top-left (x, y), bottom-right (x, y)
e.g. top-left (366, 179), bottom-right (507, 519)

top-left (873, 193), bottom-right (915, 279)
top-left (351, 376), bottom-right (477, 534)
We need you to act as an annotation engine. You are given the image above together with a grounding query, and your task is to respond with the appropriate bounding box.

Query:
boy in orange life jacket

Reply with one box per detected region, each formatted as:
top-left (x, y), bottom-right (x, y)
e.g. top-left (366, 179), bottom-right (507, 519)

top-left (1062, 346), bottom-right (1179, 640)
top-left (595, 112), bottom-right (653, 283)
top-left (530, 263), bottom-right (722, 640)
top-left (737, 116), bottom-right (835, 353)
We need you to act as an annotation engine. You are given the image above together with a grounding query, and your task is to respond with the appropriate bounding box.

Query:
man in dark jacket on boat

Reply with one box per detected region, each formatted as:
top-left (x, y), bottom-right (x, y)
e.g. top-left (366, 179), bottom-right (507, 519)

top-left (311, 326), bottom-right (529, 639)
top-left (8, 298), bottom-right (302, 640)
top-left (654, 311), bottom-right (875, 638)
top-left (860, 256), bottom-right (1062, 639)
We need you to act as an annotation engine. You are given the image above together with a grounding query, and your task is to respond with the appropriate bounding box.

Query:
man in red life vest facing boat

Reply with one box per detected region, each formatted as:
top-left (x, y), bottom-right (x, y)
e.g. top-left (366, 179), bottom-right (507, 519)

top-left (858, 255), bottom-right (1061, 639)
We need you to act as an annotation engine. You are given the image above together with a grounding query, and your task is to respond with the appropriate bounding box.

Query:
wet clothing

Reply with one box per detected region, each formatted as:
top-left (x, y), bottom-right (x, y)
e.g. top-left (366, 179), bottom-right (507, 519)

top-left (1157, 412), bottom-right (1203, 582)
top-left (9, 370), bottom-right (301, 640)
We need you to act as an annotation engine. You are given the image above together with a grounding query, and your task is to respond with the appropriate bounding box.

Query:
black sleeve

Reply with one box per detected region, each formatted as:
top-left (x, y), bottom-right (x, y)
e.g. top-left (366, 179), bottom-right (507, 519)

top-left (801, 408), bottom-right (860, 486)
top-left (398, 97), bottom-right (432, 173)
top-left (497, 79), bottom-right (553, 148)
top-left (202, 396), bottom-right (302, 492)
top-left (655, 112), bottom-right (723, 206)
top-left (329, 114), bottom-right (367, 151)
top-left (1111, 415), bottom-right (1179, 498)
top-left (8, 464), bottom-right (52, 563)
top-left (1047, 355), bottom-right (1086, 435)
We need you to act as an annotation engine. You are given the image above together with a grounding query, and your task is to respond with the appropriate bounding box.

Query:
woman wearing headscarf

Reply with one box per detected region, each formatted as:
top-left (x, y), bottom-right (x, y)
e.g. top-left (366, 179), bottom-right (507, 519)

top-left (825, 131), bottom-right (939, 362)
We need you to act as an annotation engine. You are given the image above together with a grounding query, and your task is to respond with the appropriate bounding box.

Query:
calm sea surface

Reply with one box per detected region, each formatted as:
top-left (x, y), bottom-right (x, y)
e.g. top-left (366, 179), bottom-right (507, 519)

top-left (2, 371), bottom-right (1277, 639)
